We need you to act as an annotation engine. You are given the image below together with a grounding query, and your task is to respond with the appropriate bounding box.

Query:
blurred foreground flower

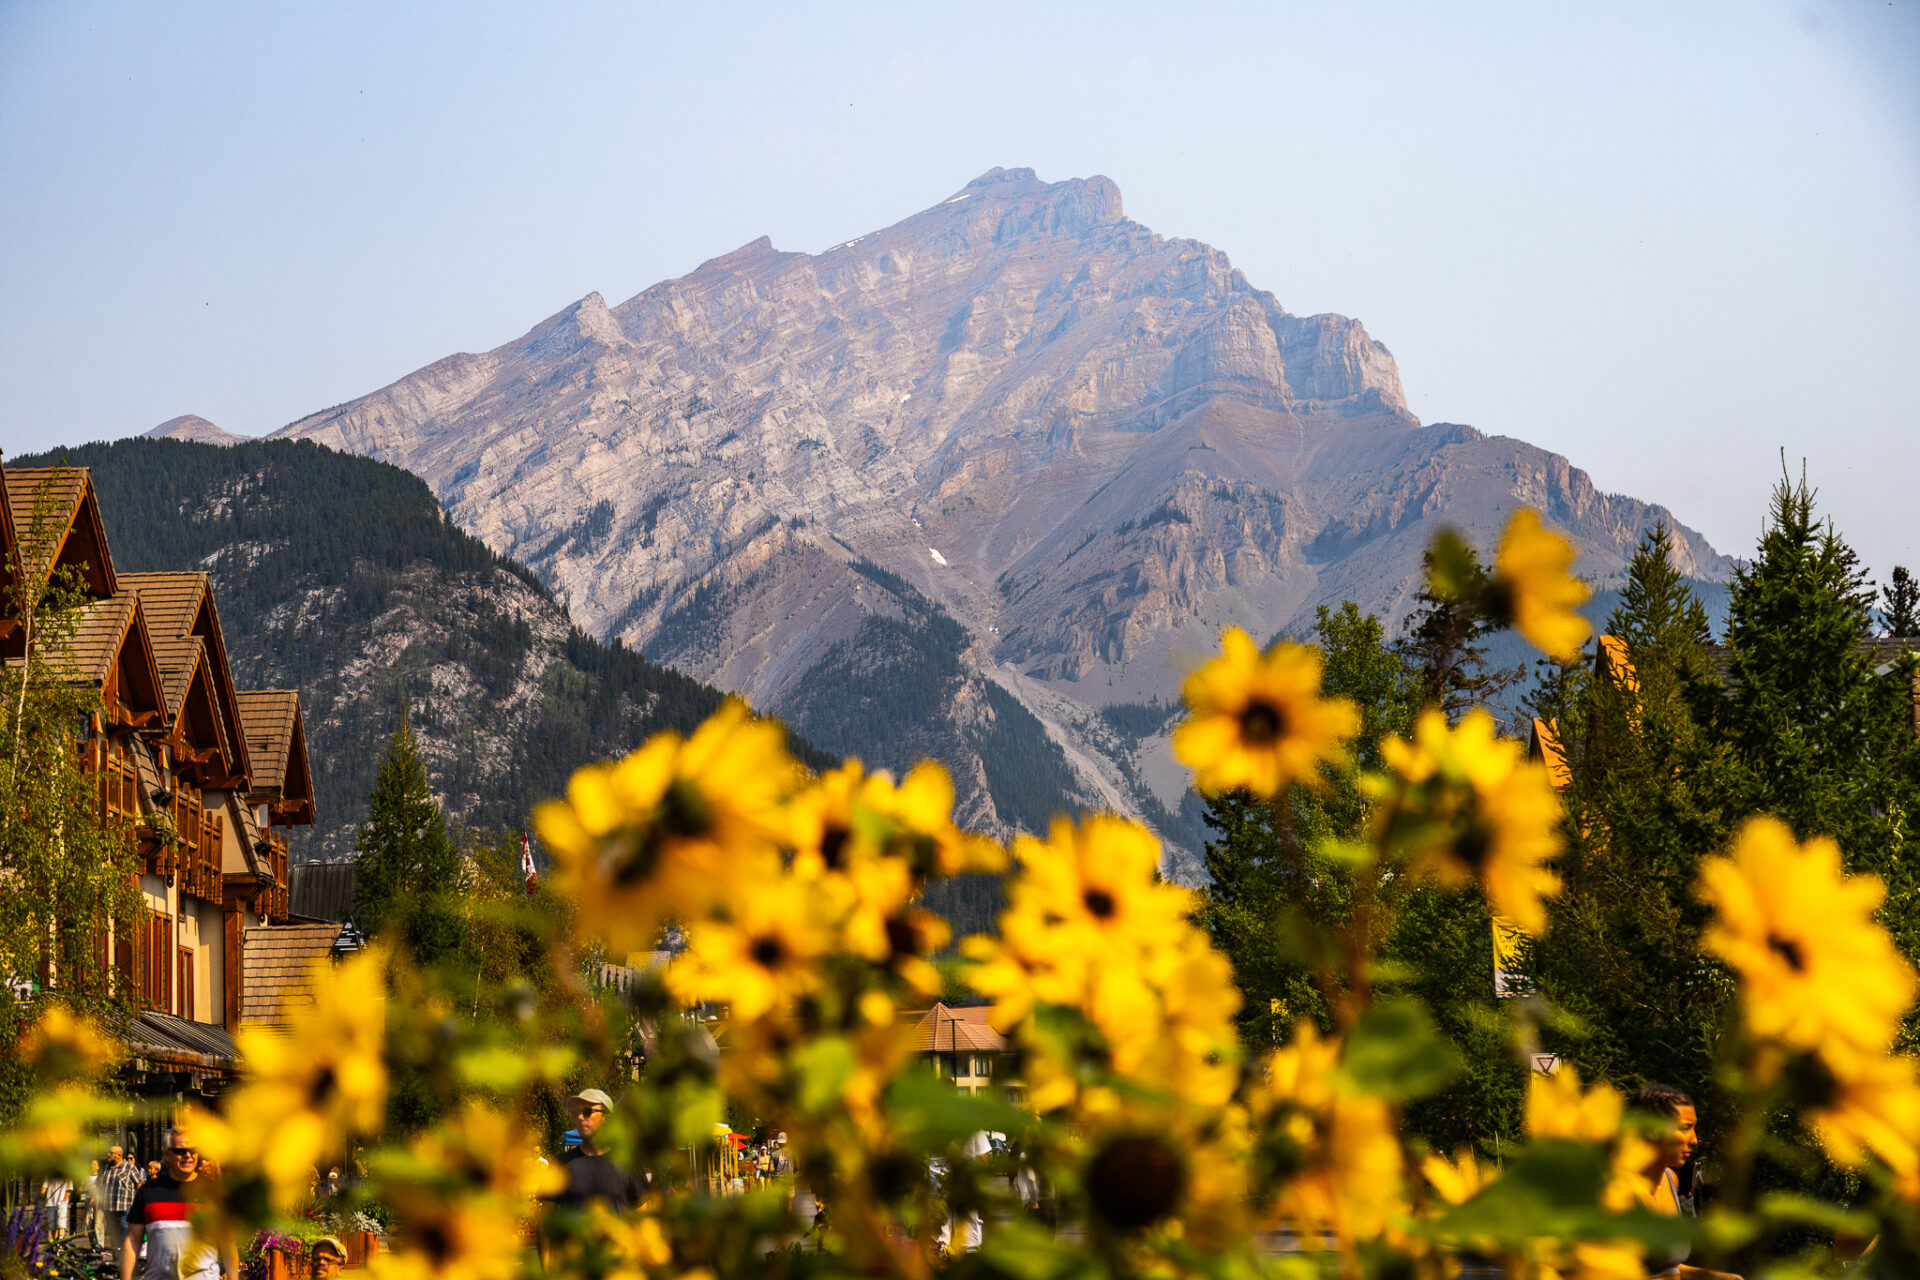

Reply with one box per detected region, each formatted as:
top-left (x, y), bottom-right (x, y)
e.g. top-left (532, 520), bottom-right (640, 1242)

top-left (1697, 816), bottom-right (1917, 1062)
top-left (1374, 708), bottom-right (1564, 933)
top-left (1491, 508), bottom-right (1591, 662)
top-left (1249, 1022), bottom-right (1403, 1245)
top-left (1525, 1064), bottom-right (1623, 1143)
top-left (1174, 627), bottom-right (1361, 797)
top-left (533, 698), bottom-right (802, 950)
top-left (16, 1004), bottom-right (121, 1078)
top-left (191, 943), bottom-right (390, 1212)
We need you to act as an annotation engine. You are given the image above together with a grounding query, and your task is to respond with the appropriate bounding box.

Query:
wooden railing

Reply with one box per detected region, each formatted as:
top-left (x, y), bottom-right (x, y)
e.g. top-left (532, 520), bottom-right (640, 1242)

top-left (261, 828), bottom-right (290, 921)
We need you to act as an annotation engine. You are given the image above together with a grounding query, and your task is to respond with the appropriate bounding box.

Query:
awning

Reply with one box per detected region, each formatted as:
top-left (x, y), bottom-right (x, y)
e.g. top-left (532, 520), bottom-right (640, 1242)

top-left (124, 1011), bottom-right (240, 1072)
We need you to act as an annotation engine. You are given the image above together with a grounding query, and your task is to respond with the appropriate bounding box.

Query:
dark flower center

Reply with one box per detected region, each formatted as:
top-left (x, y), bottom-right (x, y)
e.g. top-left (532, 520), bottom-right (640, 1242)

top-left (1783, 1050), bottom-right (1842, 1109)
top-left (418, 1220), bottom-right (455, 1266)
top-left (1768, 933), bottom-right (1807, 973)
top-left (1238, 699), bottom-right (1288, 746)
top-left (1083, 888), bottom-right (1117, 920)
top-left (819, 824), bottom-right (851, 871)
top-left (1454, 823), bottom-right (1492, 873)
top-left (308, 1065), bottom-right (338, 1107)
top-left (885, 914), bottom-right (921, 960)
top-left (751, 934), bottom-right (788, 969)
top-left (661, 779), bottom-right (713, 838)
top-left (1086, 1134), bottom-right (1185, 1230)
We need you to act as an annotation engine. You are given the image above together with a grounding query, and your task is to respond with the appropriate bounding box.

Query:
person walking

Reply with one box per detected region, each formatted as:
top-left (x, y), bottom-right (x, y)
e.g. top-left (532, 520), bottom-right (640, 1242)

top-left (98, 1145), bottom-right (144, 1259)
top-left (553, 1089), bottom-right (641, 1213)
top-left (121, 1124), bottom-right (237, 1280)
top-left (1632, 1083), bottom-right (1741, 1280)
top-left (40, 1172), bottom-right (72, 1235)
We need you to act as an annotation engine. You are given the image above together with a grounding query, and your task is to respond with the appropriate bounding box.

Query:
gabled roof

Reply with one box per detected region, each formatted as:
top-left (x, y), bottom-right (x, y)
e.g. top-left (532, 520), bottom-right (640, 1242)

top-left (903, 1003), bottom-right (1005, 1053)
top-left (235, 690), bottom-right (314, 822)
top-left (122, 571), bottom-right (251, 784)
top-left (2, 466), bottom-right (116, 598)
top-left (166, 647), bottom-right (238, 778)
top-left (240, 923), bottom-right (345, 1027)
top-left (36, 591), bottom-right (167, 723)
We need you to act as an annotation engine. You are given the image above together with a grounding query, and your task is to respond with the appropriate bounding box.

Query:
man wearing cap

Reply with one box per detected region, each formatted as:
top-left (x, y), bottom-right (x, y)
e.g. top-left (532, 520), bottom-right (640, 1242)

top-left (307, 1236), bottom-right (347, 1278)
top-left (555, 1089), bottom-right (641, 1213)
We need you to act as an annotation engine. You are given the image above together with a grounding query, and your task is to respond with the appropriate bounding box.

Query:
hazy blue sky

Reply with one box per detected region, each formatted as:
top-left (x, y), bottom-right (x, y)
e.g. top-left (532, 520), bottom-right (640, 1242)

top-left (3, 1), bottom-right (1915, 583)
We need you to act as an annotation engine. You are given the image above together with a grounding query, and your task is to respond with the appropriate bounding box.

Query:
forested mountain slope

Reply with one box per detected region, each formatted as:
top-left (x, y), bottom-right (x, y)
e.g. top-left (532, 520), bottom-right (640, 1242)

top-left (16, 437), bottom-right (825, 861)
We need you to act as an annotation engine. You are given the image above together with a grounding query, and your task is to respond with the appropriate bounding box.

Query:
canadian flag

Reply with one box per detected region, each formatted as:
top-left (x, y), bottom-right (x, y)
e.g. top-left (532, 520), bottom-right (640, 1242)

top-left (521, 832), bottom-right (538, 897)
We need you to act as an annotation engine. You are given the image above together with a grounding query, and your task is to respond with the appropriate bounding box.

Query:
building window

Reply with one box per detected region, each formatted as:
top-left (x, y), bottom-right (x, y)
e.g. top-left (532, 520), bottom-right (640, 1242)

top-left (178, 947), bottom-right (195, 1021)
top-left (141, 911), bottom-right (172, 1011)
top-left (972, 1055), bottom-right (991, 1078)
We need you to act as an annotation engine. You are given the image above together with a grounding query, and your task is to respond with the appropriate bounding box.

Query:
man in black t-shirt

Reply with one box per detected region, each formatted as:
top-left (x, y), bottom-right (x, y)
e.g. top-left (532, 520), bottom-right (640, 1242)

top-left (553, 1089), bottom-right (640, 1213)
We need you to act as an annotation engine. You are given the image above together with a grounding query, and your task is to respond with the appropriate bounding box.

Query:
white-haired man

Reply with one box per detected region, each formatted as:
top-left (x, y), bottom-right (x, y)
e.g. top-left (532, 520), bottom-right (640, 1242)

top-left (121, 1125), bottom-right (236, 1280)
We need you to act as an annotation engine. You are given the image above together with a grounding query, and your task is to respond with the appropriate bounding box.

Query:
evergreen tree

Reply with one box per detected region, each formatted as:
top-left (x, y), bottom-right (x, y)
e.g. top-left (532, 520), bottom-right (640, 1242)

top-left (1883, 565), bottom-right (1919, 638)
top-left (352, 708), bottom-right (462, 944)
top-left (1532, 524), bottom-right (1731, 1103)
top-left (1718, 469), bottom-right (1920, 995)
top-left (1394, 535), bottom-right (1524, 718)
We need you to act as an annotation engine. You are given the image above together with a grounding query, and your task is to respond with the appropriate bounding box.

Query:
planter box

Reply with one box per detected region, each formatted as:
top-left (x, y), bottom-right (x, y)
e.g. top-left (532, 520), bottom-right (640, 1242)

top-left (344, 1232), bottom-right (381, 1268)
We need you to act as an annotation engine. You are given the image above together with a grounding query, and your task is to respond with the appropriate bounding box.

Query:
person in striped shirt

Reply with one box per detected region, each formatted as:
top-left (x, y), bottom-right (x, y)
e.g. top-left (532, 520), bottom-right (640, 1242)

top-left (98, 1146), bottom-right (144, 1257)
top-left (120, 1126), bottom-right (236, 1280)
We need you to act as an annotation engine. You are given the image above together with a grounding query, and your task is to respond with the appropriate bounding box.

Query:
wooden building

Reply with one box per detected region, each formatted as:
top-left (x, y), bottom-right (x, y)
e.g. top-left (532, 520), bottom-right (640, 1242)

top-left (0, 460), bottom-right (318, 1103)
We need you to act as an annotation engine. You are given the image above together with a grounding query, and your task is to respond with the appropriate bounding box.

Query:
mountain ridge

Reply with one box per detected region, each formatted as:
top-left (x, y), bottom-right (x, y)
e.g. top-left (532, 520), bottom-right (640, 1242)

top-left (270, 167), bottom-right (1734, 863)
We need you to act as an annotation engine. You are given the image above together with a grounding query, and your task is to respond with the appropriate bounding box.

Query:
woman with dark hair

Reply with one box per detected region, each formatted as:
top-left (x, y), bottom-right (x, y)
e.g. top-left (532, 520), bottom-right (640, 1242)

top-left (1632, 1083), bottom-right (1741, 1280)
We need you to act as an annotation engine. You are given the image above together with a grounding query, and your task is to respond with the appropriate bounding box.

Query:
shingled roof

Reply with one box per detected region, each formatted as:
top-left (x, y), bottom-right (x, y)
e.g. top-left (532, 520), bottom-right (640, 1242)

top-left (240, 922), bottom-right (345, 1027)
top-left (904, 1003), bottom-right (1005, 1053)
top-left (289, 861), bottom-right (357, 923)
top-left (123, 572), bottom-right (251, 783)
top-left (3, 467), bottom-right (115, 596)
top-left (235, 690), bottom-right (313, 821)
top-left (34, 591), bottom-right (167, 722)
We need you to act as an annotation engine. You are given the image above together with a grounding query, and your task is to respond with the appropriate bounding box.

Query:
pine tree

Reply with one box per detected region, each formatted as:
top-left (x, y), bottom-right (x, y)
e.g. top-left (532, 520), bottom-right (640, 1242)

top-left (1394, 535), bottom-right (1524, 718)
top-left (1532, 523), bottom-right (1731, 1102)
top-left (352, 708), bottom-right (461, 940)
top-left (1719, 467), bottom-right (1920, 998)
top-left (1883, 565), bottom-right (1919, 638)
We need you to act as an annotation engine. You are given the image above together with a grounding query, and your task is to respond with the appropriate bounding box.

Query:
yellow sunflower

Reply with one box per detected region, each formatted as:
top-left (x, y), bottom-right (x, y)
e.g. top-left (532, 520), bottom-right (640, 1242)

top-left (18, 1005), bottom-right (121, 1078)
top-left (1491, 509), bottom-right (1591, 663)
top-left (366, 1193), bottom-right (526, 1280)
top-left (967, 814), bottom-right (1192, 1030)
top-left (195, 944), bottom-right (390, 1210)
top-left (1174, 627), bottom-right (1361, 798)
top-left (1805, 1048), bottom-right (1920, 1184)
top-left (533, 699), bottom-right (802, 950)
top-left (667, 875), bottom-right (833, 1021)
top-left (1525, 1064), bottom-right (1623, 1144)
top-left (1377, 709), bottom-right (1564, 933)
top-left (1251, 1022), bottom-right (1405, 1245)
top-left (1697, 816), bottom-right (1918, 1060)
top-left (839, 854), bottom-right (950, 999)
top-left (1420, 1147), bottom-right (1492, 1207)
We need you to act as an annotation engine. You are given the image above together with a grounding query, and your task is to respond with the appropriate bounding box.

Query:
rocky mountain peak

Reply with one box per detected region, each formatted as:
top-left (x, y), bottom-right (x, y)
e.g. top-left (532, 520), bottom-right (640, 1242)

top-left (272, 168), bottom-right (1734, 861)
top-left (146, 414), bottom-right (249, 446)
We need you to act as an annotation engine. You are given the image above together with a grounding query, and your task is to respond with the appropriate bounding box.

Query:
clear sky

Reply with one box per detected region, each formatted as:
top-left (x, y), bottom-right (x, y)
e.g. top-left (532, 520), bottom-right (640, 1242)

top-left (3, 1), bottom-right (1915, 584)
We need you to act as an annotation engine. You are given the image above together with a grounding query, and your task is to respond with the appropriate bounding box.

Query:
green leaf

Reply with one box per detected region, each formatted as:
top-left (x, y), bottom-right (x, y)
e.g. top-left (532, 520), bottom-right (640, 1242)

top-left (1339, 998), bottom-right (1461, 1101)
top-left (886, 1067), bottom-right (1034, 1151)
top-left (1426, 529), bottom-right (1483, 600)
top-left (792, 1035), bottom-right (856, 1117)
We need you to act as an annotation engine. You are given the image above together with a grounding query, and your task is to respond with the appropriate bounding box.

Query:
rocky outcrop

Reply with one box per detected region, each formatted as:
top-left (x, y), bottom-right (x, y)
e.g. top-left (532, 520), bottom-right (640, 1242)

top-left (273, 167), bottom-right (1733, 864)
